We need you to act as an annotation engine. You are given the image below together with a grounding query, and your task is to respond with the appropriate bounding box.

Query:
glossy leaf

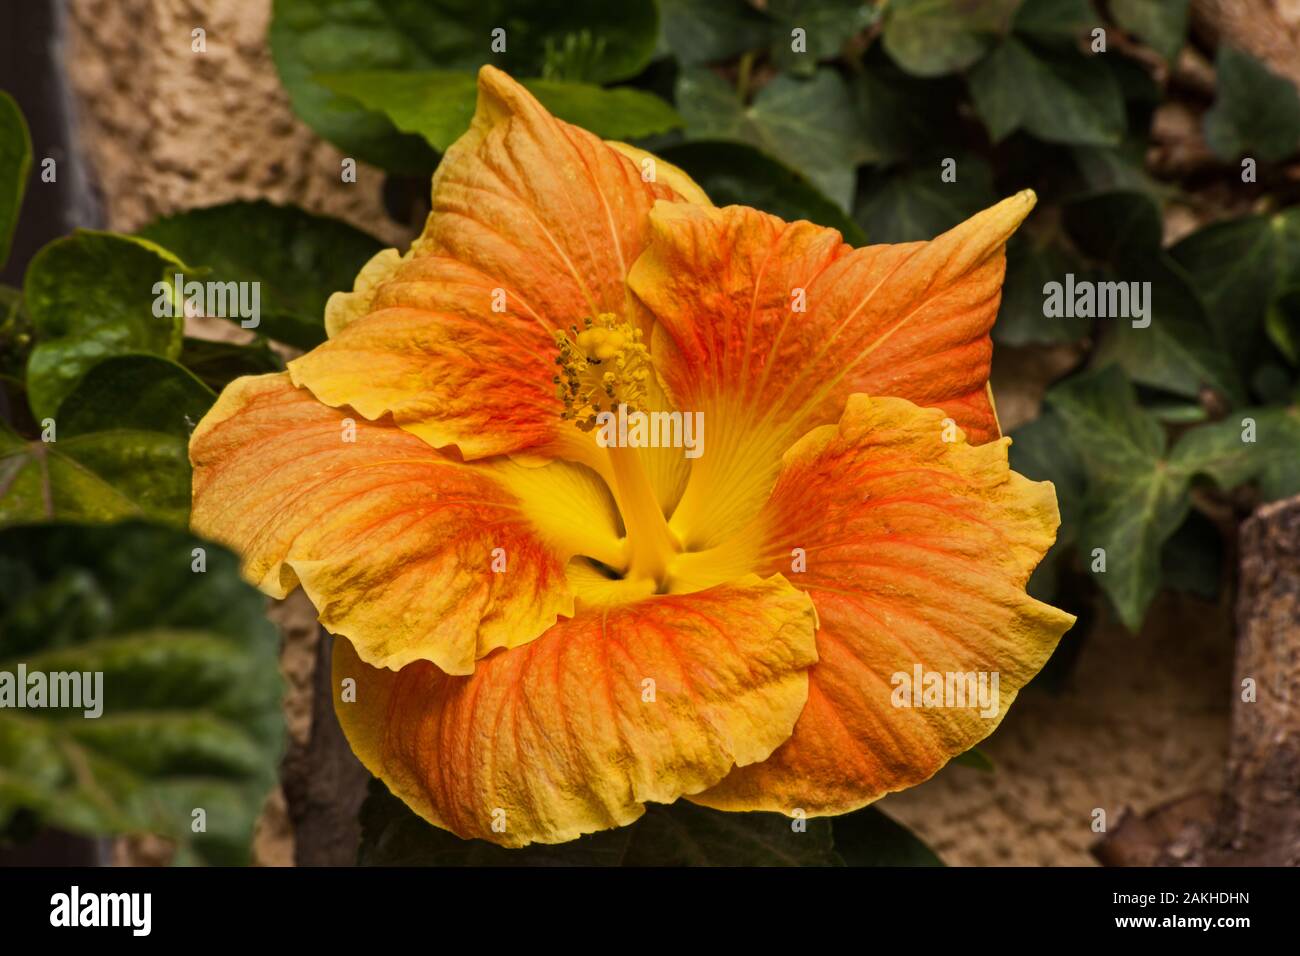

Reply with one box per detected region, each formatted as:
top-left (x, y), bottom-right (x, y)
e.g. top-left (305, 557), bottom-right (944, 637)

top-left (0, 355), bottom-right (211, 528)
top-left (179, 337), bottom-right (284, 392)
top-left (317, 70), bottom-right (680, 152)
top-left (269, 0), bottom-right (660, 170)
top-left (138, 201), bottom-right (384, 351)
top-left (23, 232), bottom-right (186, 422)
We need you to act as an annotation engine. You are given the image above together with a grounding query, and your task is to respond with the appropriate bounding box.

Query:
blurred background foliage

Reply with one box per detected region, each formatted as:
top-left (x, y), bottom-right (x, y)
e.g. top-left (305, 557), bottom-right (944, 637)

top-left (1, 0), bottom-right (1298, 864)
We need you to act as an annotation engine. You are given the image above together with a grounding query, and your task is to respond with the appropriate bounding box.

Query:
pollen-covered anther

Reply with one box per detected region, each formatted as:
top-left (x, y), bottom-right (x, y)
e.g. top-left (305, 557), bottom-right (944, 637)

top-left (552, 313), bottom-right (651, 430)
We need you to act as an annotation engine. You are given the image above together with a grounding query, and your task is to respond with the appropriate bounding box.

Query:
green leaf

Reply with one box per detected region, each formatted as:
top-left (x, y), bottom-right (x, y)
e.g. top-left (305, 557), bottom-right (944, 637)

top-left (950, 746), bottom-right (995, 772)
top-left (138, 201), bottom-right (385, 351)
top-left (268, 0), bottom-right (437, 171)
top-left (832, 805), bottom-right (945, 865)
top-left (676, 67), bottom-right (863, 211)
top-left (0, 356), bottom-right (212, 529)
top-left (0, 284), bottom-right (31, 390)
top-left (658, 0), bottom-right (770, 65)
top-left (1088, 257), bottom-right (1244, 404)
top-left (179, 337), bottom-right (284, 392)
top-left (1170, 209), bottom-right (1300, 373)
top-left (269, 0), bottom-right (660, 170)
top-left (1170, 403), bottom-right (1300, 501)
top-left (968, 38), bottom-right (1124, 145)
top-left (621, 801), bottom-right (838, 865)
top-left (357, 779), bottom-right (839, 865)
top-left (1060, 191), bottom-right (1244, 402)
top-left (0, 521), bottom-right (283, 864)
top-left (318, 70), bottom-right (680, 153)
top-left (1012, 0), bottom-right (1096, 42)
top-left (1046, 366), bottom-right (1191, 630)
top-left (854, 155), bottom-right (997, 244)
top-left (1204, 46), bottom-right (1300, 163)
top-left (1159, 510), bottom-right (1221, 600)
top-left (993, 234), bottom-right (1092, 345)
top-left (766, 0), bottom-right (876, 75)
top-left (1062, 189), bottom-right (1163, 262)
top-left (23, 232), bottom-right (187, 422)
top-left (881, 0), bottom-right (1018, 77)
top-left (0, 92), bottom-right (32, 270)
top-left (853, 58), bottom-right (964, 163)
top-left (1267, 288), bottom-right (1300, 365)
top-left (1072, 140), bottom-right (1165, 196)
top-left (657, 141), bottom-right (866, 243)
top-left (1008, 409), bottom-right (1086, 602)
top-left (1110, 0), bottom-right (1188, 62)
top-left (55, 354), bottom-right (214, 438)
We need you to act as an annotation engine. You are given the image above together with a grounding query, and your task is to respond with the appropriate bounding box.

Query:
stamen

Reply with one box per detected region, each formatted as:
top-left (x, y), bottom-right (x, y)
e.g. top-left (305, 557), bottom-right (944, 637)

top-left (552, 313), bottom-right (651, 431)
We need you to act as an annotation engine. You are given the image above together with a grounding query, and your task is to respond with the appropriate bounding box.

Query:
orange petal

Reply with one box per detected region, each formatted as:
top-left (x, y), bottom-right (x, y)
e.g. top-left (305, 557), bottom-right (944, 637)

top-left (690, 395), bottom-right (1074, 816)
top-left (189, 373), bottom-right (623, 674)
top-left (290, 66), bottom-right (701, 461)
top-left (630, 193), bottom-right (1033, 548)
top-left (334, 575), bottom-right (818, 846)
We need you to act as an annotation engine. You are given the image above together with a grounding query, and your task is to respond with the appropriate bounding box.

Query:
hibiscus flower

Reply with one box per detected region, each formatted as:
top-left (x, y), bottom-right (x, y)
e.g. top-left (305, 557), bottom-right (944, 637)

top-left (190, 67), bottom-right (1074, 847)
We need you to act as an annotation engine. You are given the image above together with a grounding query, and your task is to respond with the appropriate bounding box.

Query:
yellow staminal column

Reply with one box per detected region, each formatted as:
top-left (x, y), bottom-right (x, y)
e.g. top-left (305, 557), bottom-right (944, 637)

top-left (554, 313), bottom-right (678, 588)
top-left (608, 444), bottom-right (679, 587)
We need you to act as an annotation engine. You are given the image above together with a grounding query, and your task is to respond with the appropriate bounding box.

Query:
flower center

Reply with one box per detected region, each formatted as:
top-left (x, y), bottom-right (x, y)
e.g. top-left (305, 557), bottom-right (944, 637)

top-left (552, 313), bottom-right (651, 430)
top-left (553, 314), bottom-right (677, 590)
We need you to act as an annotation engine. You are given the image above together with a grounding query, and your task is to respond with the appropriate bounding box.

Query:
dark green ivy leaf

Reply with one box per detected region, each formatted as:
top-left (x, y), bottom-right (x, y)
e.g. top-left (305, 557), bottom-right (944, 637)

top-left (1169, 209), bottom-right (1300, 375)
top-left (1044, 367), bottom-right (1175, 628)
top-left (658, 0), bottom-right (770, 65)
top-left (1203, 45), bottom-right (1300, 163)
top-left (1011, 0), bottom-right (1096, 43)
top-left (1170, 401), bottom-right (1300, 502)
top-left (993, 233), bottom-right (1092, 346)
top-left (676, 67), bottom-right (864, 211)
top-left (1008, 408), bottom-right (1086, 602)
top-left (881, 0), bottom-right (1018, 78)
top-left (968, 38), bottom-right (1124, 146)
top-left (1109, 0), bottom-right (1189, 63)
top-left (657, 141), bottom-right (867, 243)
top-left (766, 0), bottom-right (876, 75)
top-left (855, 154), bottom-right (997, 243)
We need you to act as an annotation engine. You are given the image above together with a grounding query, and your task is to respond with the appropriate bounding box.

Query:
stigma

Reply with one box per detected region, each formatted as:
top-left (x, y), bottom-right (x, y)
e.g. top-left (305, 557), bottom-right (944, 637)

top-left (552, 313), bottom-right (651, 431)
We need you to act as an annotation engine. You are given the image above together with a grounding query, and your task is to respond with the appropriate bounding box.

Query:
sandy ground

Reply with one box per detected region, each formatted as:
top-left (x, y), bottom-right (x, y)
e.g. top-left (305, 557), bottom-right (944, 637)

top-left (63, 0), bottom-right (1235, 866)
